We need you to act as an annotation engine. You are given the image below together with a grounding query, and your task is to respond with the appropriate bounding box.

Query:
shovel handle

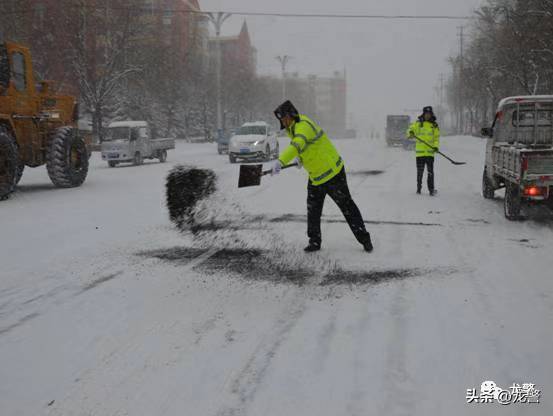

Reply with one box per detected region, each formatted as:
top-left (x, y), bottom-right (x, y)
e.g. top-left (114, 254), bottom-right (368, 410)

top-left (262, 163), bottom-right (299, 176)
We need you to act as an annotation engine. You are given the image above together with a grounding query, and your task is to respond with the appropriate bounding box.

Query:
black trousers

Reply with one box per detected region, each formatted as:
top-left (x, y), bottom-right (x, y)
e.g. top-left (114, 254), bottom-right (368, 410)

top-left (416, 156), bottom-right (435, 191)
top-left (307, 168), bottom-right (371, 246)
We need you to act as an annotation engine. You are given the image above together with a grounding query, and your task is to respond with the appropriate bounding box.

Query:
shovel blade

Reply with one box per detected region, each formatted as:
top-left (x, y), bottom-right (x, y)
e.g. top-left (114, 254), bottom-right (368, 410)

top-left (238, 164), bottom-right (264, 188)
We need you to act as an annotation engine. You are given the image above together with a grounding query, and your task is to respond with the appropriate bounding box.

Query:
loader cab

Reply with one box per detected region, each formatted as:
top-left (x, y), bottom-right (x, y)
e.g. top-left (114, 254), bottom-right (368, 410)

top-left (0, 42), bottom-right (36, 96)
top-left (0, 43), bottom-right (9, 94)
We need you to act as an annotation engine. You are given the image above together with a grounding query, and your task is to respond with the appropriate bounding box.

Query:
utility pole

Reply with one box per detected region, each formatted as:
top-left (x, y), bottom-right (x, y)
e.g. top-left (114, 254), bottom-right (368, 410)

top-left (439, 73), bottom-right (445, 108)
top-left (457, 25), bottom-right (465, 135)
top-left (275, 55), bottom-right (292, 101)
top-left (205, 12), bottom-right (232, 142)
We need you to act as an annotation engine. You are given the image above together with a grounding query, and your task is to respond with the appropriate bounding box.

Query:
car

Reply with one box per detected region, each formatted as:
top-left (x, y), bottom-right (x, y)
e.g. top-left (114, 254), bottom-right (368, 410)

top-left (217, 128), bottom-right (235, 154)
top-left (228, 122), bottom-right (279, 163)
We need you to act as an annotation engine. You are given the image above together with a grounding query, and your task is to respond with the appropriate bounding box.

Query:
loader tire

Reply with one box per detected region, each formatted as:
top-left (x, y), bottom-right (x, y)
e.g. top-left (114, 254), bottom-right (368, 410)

top-left (482, 168), bottom-right (495, 199)
top-left (15, 160), bottom-right (24, 185)
top-left (0, 128), bottom-right (18, 200)
top-left (46, 127), bottom-right (89, 188)
top-left (504, 182), bottom-right (522, 221)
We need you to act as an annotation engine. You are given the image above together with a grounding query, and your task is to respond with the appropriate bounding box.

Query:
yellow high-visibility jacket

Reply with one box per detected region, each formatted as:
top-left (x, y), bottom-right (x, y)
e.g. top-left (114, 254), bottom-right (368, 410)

top-left (278, 115), bottom-right (344, 186)
top-left (407, 119), bottom-right (440, 157)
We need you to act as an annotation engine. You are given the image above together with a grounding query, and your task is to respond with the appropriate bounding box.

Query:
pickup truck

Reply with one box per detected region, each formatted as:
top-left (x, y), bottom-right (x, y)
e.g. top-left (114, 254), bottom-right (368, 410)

top-left (101, 121), bottom-right (175, 167)
top-left (481, 96), bottom-right (553, 220)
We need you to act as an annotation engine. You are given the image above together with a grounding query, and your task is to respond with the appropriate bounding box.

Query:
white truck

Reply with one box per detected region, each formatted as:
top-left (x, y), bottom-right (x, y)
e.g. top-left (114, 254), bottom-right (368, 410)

top-left (101, 121), bottom-right (175, 167)
top-left (481, 96), bottom-right (553, 220)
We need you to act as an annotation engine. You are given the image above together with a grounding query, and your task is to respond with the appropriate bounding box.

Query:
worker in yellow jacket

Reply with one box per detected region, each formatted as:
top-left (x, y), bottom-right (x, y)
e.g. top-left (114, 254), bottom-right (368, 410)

top-left (272, 100), bottom-right (373, 252)
top-left (407, 106), bottom-right (440, 195)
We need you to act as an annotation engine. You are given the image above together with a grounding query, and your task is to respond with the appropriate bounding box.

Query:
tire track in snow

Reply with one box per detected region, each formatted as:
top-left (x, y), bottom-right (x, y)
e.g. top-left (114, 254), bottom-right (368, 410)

top-left (346, 291), bottom-right (378, 416)
top-left (0, 261), bottom-right (125, 338)
top-left (47, 248), bottom-right (221, 416)
top-left (213, 287), bottom-right (310, 416)
top-left (113, 311), bottom-right (226, 416)
top-left (375, 166), bottom-right (418, 416)
top-left (444, 227), bottom-right (516, 387)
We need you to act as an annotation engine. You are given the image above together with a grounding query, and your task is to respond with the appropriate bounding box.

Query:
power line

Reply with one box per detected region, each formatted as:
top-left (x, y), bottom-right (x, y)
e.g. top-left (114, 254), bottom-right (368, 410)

top-left (2, 4), bottom-right (471, 20)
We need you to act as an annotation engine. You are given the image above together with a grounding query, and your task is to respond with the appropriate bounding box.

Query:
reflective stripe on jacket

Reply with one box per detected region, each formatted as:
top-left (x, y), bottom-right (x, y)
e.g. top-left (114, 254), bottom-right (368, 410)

top-left (406, 120), bottom-right (440, 157)
top-left (278, 115), bottom-right (344, 186)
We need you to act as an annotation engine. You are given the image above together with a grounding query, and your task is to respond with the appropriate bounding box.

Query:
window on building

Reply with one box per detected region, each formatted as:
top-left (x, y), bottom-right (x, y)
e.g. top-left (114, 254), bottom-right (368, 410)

top-left (34, 3), bottom-right (46, 29)
top-left (11, 52), bottom-right (26, 92)
top-left (163, 10), bottom-right (173, 26)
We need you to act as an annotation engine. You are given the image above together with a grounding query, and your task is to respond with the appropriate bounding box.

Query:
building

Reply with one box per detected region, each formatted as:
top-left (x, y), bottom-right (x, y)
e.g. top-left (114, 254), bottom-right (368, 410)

top-left (208, 21), bottom-right (258, 129)
top-left (259, 71), bottom-right (347, 138)
top-left (208, 21), bottom-right (257, 77)
top-left (310, 71), bottom-right (347, 139)
top-left (138, 0), bottom-right (209, 69)
top-left (0, 0), bottom-right (209, 94)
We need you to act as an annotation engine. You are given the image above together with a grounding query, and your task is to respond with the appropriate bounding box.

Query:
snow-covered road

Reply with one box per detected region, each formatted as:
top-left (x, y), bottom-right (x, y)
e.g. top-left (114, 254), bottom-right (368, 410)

top-left (1, 136), bottom-right (552, 416)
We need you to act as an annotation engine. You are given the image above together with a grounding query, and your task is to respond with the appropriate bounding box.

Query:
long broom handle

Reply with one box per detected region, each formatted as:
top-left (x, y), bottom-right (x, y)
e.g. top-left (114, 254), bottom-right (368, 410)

top-left (413, 135), bottom-right (466, 165)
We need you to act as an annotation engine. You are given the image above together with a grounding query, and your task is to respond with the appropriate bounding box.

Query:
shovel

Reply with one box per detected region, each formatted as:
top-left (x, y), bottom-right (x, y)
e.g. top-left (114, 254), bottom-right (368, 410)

top-left (238, 163), bottom-right (298, 188)
top-left (413, 136), bottom-right (467, 165)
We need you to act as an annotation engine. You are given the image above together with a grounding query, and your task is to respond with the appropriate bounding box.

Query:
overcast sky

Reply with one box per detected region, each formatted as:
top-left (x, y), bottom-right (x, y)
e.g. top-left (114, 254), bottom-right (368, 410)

top-left (201, 0), bottom-right (483, 133)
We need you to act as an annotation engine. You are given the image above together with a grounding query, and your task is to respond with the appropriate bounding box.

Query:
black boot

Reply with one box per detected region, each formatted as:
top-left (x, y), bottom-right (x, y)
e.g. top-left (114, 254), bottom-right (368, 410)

top-left (304, 242), bottom-right (321, 252)
top-left (362, 238), bottom-right (373, 253)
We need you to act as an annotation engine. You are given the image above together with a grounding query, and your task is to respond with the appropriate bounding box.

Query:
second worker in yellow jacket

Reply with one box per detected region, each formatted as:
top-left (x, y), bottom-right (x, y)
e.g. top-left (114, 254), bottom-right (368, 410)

top-left (407, 106), bottom-right (440, 196)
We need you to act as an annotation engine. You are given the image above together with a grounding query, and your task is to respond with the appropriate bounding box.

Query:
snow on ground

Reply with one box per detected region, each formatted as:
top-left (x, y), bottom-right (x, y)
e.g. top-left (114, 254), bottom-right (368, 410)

top-left (1, 136), bottom-right (552, 416)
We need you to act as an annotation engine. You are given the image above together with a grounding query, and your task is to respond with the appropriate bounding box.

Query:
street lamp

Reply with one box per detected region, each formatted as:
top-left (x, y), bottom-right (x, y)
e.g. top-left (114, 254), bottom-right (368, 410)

top-left (275, 55), bottom-right (292, 101)
top-left (205, 12), bottom-right (232, 141)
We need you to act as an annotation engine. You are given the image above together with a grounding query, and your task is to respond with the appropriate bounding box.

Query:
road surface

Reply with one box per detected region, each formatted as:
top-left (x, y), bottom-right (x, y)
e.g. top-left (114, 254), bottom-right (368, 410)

top-left (1, 136), bottom-right (552, 415)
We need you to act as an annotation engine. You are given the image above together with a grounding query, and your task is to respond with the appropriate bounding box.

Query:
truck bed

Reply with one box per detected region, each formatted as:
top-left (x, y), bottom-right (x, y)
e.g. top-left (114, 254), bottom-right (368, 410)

top-left (493, 145), bottom-right (553, 185)
top-left (151, 138), bottom-right (175, 151)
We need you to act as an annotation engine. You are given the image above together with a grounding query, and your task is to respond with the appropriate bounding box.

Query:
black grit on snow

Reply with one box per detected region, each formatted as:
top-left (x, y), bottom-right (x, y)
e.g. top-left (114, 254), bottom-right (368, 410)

top-left (140, 247), bottom-right (444, 287)
top-left (142, 247), bottom-right (311, 284)
top-left (321, 268), bottom-right (424, 286)
top-left (348, 170), bottom-right (385, 176)
top-left (79, 271), bottom-right (125, 293)
top-left (166, 165), bottom-right (217, 231)
top-left (269, 213), bottom-right (441, 227)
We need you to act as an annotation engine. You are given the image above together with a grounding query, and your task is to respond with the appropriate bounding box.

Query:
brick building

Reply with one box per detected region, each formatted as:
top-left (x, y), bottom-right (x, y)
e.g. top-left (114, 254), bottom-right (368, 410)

top-left (0, 0), bottom-right (209, 94)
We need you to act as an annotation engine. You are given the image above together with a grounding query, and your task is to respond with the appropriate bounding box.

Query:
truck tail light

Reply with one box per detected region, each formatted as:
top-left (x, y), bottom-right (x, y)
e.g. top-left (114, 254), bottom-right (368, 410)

top-left (523, 186), bottom-right (546, 197)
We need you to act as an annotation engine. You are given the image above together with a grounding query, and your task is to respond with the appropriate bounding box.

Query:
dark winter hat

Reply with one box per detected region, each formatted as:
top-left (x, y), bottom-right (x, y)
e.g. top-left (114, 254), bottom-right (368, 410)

top-left (422, 106), bottom-right (434, 114)
top-left (274, 100), bottom-right (300, 130)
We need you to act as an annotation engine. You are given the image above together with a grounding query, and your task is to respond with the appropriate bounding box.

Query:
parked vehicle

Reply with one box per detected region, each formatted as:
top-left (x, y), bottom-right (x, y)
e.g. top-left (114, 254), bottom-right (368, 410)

top-left (217, 128), bottom-right (235, 154)
top-left (481, 95), bottom-right (553, 220)
top-left (0, 41), bottom-right (88, 200)
top-left (228, 122), bottom-right (279, 163)
top-left (101, 121), bottom-right (175, 167)
top-left (386, 115), bottom-right (411, 148)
